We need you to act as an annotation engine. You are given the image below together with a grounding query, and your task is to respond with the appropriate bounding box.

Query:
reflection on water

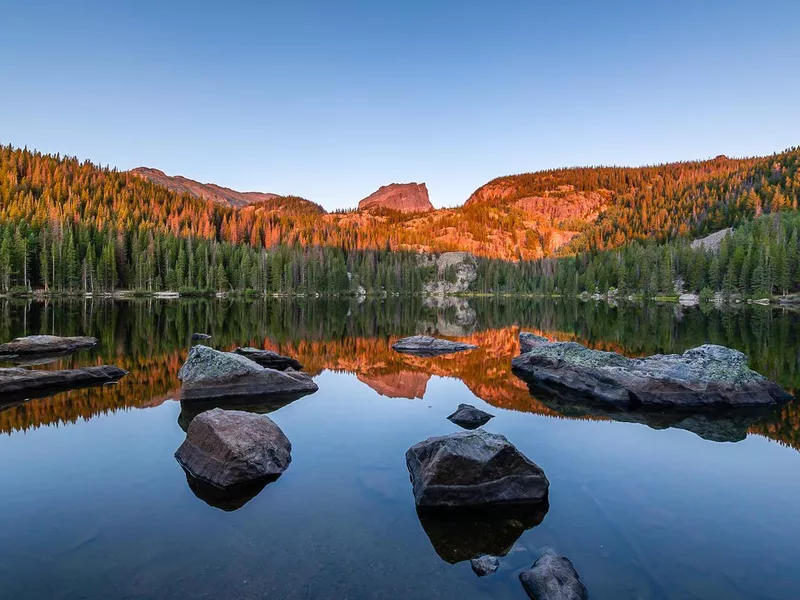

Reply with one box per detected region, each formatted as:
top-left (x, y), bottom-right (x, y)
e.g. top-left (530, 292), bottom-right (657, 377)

top-left (177, 392), bottom-right (314, 432)
top-left (182, 470), bottom-right (281, 512)
top-left (2, 298), bottom-right (800, 599)
top-left (417, 502), bottom-right (550, 564)
top-left (1, 297), bottom-right (797, 449)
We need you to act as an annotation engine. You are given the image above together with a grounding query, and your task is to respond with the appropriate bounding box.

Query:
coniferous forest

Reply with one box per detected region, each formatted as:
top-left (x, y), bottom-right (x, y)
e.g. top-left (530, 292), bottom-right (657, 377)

top-left (1, 143), bottom-right (799, 299)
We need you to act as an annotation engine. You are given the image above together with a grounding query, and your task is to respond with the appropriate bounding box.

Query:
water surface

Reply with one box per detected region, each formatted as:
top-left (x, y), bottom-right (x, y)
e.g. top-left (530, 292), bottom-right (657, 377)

top-left (1, 298), bottom-right (799, 599)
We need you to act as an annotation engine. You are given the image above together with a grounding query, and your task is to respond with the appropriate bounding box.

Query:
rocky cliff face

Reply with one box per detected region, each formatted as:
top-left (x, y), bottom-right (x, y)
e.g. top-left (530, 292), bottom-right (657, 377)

top-left (422, 252), bottom-right (478, 295)
top-left (131, 167), bottom-right (280, 208)
top-left (357, 183), bottom-right (433, 213)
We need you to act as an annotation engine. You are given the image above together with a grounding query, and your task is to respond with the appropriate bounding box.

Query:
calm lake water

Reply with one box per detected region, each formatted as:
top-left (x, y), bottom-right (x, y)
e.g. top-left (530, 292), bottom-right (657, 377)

top-left (1, 297), bottom-right (799, 599)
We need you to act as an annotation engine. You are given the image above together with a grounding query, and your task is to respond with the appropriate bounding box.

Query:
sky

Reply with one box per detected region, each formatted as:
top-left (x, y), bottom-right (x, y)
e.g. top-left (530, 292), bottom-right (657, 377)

top-left (1, 0), bottom-right (799, 210)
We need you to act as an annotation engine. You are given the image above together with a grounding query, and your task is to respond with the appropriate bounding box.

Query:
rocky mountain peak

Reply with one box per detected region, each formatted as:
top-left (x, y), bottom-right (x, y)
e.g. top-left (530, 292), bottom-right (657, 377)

top-left (357, 183), bottom-right (433, 213)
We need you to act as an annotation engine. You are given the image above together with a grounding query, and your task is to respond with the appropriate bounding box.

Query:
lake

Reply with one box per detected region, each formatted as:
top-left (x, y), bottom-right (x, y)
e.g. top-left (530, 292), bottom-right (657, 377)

top-left (1, 297), bottom-right (799, 599)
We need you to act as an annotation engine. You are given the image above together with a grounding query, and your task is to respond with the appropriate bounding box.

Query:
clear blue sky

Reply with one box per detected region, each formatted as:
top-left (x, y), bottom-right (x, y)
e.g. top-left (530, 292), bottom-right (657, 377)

top-left (1, 0), bottom-right (798, 209)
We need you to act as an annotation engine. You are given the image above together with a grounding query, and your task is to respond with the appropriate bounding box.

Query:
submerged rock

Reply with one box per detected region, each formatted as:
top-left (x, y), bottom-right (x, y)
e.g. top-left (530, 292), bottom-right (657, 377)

top-left (0, 335), bottom-right (97, 357)
top-left (234, 347), bottom-right (303, 371)
top-left (512, 336), bottom-right (792, 409)
top-left (177, 392), bottom-right (311, 432)
top-left (392, 335), bottom-right (477, 357)
top-left (447, 403), bottom-right (494, 429)
top-left (417, 503), bottom-right (549, 564)
top-left (175, 408), bottom-right (292, 489)
top-left (0, 365), bottom-right (127, 404)
top-left (191, 333), bottom-right (212, 341)
top-left (178, 345), bottom-right (318, 401)
top-left (470, 555), bottom-right (500, 576)
top-left (520, 550), bottom-right (588, 600)
top-left (406, 429), bottom-right (549, 508)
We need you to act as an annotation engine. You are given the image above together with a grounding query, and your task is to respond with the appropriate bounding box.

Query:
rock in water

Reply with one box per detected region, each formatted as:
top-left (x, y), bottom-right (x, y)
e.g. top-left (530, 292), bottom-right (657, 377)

top-left (470, 555), bottom-right (499, 576)
top-left (0, 366), bottom-right (127, 402)
top-left (405, 429), bottom-right (549, 508)
top-left (191, 333), bottom-right (212, 341)
top-left (520, 551), bottom-right (588, 600)
top-left (512, 336), bottom-right (792, 409)
top-left (175, 408), bottom-right (292, 488)
top-left (447, 403), bottom-right (494, 429)
top-left (519, 332), bottom-right (549, 354)
top-left (178, 345), bottom-right (318, 401)
top-left (0, 335), bottom-right (97, 356)
top-left (392, 335), bottom-right (477, 357)
top-left (234, 347), bottom-right (303, 371)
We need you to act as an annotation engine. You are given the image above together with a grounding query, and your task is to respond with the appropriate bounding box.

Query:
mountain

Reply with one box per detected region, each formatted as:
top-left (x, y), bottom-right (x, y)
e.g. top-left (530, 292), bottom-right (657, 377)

top-left (357, 183), bottom-right (433, 213)
top-left (131, 167), bottom-right (281, 208)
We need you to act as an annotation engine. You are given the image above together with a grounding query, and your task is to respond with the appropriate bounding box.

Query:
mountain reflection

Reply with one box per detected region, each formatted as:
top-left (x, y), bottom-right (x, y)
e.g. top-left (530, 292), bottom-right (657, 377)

top-left (1, 298), bottom-right (798, 453)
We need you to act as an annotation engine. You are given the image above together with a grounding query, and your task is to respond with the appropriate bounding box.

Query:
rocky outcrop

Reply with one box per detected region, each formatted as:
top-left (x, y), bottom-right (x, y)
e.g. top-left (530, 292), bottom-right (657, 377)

top-left (422, 252), bottom-right (478, 295)
top-left (0, 365), bottom-right (127, 403)
top-left (0, 335), bottom-right (97, 357)
top-left (175, 408), bottom-right (292, 489)
top-left (405, 429), bottom-right (549, 508)
top-left (512, 335), bottom-right (792, 409)
top-left (690, 227), bottom-right (732, 251)
top-left (392, 335), bottom-right (477, 357)
top-left (357, 183), bottom-right (433, 213)
top-left (470, 555), bottom-right (499, 577)
top-left (178, 345), bottom-right (318, 401)
top-left (447, 403), bottom-right (494, 429)
top-left (233, 347), bottom-right (303, 371)
top-left (519, 332), bottom-right (549, 354)
top-left (520, 550), bottom-right (588, 600)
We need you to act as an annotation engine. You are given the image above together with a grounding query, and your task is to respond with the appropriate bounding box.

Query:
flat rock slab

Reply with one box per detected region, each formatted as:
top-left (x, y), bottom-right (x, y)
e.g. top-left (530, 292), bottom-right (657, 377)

top-left (0, 335), bottom-right (98, 356)
top-left (392, 335), bottom-right (477, 357)
top-left (234, 347), bottom-right (303, 371)
top-left (520, 551), bottom-right (588, 600)
top-left (175, 408), bottom-right (292, 489)
top-left (447, 403), bottom-right (494, 429)
top-left (406, 429), bottom-right (549, 508)
top-left (512, 334), bottom-right (792, 409)
top-left (178, 345), bottom-right (318, 401)
top-left (191, 333), bottom-right (212, 341)
top-left (0, 365), bottom-right (127, 400)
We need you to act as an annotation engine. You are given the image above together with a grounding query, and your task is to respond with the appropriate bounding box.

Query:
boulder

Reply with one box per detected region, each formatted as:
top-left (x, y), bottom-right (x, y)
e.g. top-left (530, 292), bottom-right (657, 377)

top-left (392, 335), bottom-right (477, 357)
top-left (178, 345), bottom-right (318, 401)
top-left (447, 403), bottom-right (494, 429)
top-left (0, 335), bottom-right (97, 357)
top-left (178, 392), bottom-right (309, 432)
top-left (175, 408), bottom-right (292, 489)
top-left (233, 347), bottom-right (303, 371)
top-left (512, 336), bottom-right (792, 409)
top-left (191, 333), bottom-right (212, 341)
top-left (470, 555), bottom-right (499, 577)
top-left (520, 550), bottom-right (588, 600)
top-left (405, 429), bottom-right (549, 508)
top-left (519, 332), bottom-right (549, 354)
top-left (0, 365), bottom-right (127, 405)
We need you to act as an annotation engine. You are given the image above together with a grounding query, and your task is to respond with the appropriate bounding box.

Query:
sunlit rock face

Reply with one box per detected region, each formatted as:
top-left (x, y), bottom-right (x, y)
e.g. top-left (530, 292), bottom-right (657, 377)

top-left (357, 182), bottom-right (433, 213)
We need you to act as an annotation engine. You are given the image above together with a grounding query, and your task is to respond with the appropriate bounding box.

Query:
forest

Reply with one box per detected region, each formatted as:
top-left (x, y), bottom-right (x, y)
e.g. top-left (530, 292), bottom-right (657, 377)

top-left (1, 144), bottom-right (799, 298)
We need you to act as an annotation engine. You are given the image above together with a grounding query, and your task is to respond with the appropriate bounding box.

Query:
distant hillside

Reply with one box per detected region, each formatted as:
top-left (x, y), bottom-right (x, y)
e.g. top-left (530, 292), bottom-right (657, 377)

top-left (0, 144), bottom-right (798, 267)
top-left (131, 167), bottom-right (281, 208)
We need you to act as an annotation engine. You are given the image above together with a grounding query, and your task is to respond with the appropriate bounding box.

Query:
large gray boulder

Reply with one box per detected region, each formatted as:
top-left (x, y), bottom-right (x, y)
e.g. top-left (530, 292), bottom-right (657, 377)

top-left (178, 345), bottom-right (318, 401)
top-left (175, 408), bottom-right (292, 489)
top-left (234, 347), bottom-right (303, 371)
top-left (406, 429), bottom-right (549, 508)
top-left (392, 335), bottom-right (477, 357)
top-left (520, 550), bottom-right (588, 600)
top-left (519, 332), bottom-right (549, 354)
top-left (0, 335), bottom-right (97, 357)
top-left (512, 335), bottom-right (792, 409)
top-left (447, 403), bottom-right (494, 430)
top-left (0, 365), bottom-right (127, 403)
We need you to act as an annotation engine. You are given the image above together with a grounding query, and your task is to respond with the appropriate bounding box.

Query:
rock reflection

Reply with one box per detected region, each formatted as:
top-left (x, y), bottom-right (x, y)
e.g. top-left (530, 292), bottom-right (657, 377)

top-left (181, 468), bottom-right (280, 512)
top-left (177, 391), bottom-right (314, 432)
top-left (416, 501), bottom-right (549, 564)
top-left (525, 381), bottom-right (780, 443)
